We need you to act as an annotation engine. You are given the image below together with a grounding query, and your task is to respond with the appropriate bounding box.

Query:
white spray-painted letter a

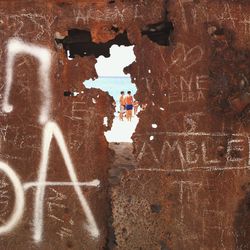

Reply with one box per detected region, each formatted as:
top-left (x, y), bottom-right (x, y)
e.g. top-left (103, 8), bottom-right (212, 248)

top-left (0, 38), bottom-right (100, 243)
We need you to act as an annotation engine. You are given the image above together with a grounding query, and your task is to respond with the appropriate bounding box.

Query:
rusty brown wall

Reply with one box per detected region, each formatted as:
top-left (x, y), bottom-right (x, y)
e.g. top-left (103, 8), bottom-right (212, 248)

top-left (0, 0), bottom-right (250, 249)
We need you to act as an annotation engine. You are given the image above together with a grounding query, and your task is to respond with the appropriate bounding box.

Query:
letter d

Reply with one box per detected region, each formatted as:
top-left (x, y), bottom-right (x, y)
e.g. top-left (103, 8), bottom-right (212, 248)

top-left (0, 162), bottom-right (25, 235)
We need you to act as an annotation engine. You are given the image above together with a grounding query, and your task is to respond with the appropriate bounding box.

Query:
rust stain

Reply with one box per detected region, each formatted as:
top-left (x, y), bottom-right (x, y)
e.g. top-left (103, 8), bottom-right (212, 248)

top-left (0, 0), bottom-right (249, 249)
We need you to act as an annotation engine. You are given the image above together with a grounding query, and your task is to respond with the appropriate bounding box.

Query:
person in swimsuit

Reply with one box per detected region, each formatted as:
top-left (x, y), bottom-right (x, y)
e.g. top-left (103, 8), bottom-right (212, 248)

top-left (125, 91), bottom-right (134, 121)
top-left (119, 91), bottom-right (125, 121)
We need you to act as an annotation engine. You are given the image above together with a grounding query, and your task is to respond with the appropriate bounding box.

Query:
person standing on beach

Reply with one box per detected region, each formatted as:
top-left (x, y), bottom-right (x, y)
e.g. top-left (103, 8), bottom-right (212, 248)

top-left (119, 91), bottom-right (126, 121)
top-left (125, 91), bottom-right (134, 121)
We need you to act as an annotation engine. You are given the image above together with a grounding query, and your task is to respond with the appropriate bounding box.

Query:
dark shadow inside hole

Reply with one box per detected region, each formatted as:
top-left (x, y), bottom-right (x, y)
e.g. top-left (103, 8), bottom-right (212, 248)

top-left (142, 21), bottom-right (174, 46)
top-left (111, 26), bottom-right (119, 33)
top-left (150, 204), bottom-right (162, 213)
top-left (55, 29), bottom-right (131, 59)
top-left (55, 20), bottom-right (173, 59)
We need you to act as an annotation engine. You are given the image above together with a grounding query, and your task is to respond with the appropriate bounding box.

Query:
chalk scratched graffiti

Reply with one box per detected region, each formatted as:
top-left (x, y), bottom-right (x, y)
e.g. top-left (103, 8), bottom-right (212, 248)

top-left (177, 1), bottom-right (250, 34)
top-left (0, 38), bottom-right (100, 242)
top-left (135, 111), bottom-right (250, 173)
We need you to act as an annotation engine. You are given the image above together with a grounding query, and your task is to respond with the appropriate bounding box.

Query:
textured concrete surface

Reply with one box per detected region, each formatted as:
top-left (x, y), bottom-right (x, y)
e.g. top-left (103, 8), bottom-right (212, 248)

top-left (0, 0), bottom-right (249, 249)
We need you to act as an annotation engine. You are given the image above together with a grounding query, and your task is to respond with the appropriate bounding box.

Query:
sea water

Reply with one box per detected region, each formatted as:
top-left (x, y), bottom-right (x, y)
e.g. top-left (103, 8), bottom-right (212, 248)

top-left (84, 76), bottom-right (137, 114)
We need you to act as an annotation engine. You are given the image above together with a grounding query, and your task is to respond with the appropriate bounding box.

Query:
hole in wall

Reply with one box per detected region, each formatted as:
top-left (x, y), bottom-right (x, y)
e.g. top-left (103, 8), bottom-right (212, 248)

top-left (52, 15), bottom-right (174, 247)
top-left (142, 21), bottom-right (173, 46)
top-left (84, 44), bottom-right (138, 143)
top-left (55, 20), bottom-right (173, 60)
top-left (56, 20), bottom-right (174, 163)
top-left (55, 29), bottom-right (131, 59)
top-left (56, 23), bottom-right (174, 171)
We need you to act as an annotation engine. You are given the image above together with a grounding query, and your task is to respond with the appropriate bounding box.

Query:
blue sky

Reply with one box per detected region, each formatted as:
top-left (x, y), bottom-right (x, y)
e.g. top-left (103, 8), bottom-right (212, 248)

top-left (83, 45), bottom-right (137, 105)
top-left (84, 76), bottom-right (137, 104)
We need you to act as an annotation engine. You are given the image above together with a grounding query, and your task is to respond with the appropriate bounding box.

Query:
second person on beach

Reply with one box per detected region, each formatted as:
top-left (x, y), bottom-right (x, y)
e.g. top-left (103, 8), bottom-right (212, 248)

top-left (119, 91), bottom-right (126, 121)
top-left (125, 91), bottom-right (134, 121)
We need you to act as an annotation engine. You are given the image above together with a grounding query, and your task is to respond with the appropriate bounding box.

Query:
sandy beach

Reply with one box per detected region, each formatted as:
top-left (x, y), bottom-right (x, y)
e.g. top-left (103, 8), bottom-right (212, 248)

top-left (105, 115), bottom-right (139, 143)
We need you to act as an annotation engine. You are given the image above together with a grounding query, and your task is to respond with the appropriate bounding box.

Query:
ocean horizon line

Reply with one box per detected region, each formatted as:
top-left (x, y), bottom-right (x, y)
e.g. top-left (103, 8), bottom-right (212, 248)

top-left (94, 76), bottom-right (131, 79)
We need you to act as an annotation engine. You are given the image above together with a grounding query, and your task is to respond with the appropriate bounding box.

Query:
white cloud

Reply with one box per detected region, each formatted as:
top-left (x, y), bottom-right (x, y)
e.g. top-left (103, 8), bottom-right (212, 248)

top-left (95, 45), bottom-right (135, 77)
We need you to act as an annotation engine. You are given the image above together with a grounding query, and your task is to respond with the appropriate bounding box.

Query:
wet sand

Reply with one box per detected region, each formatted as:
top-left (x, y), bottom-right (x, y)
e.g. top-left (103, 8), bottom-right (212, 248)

top-left (106, 116), bottom-right (138, 184)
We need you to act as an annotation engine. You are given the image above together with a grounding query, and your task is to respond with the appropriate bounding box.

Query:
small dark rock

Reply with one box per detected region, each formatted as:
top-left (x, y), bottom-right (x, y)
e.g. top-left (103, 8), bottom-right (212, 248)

top-left (150, 204), bottom-right (162, 213)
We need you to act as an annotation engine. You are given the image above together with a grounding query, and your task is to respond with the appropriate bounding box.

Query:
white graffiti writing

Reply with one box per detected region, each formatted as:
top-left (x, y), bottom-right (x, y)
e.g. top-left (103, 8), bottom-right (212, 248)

top-left (3, 38), bottom-right (51, 125)
top-left (1, 38), bottom-right (100, 243)
top-left (33, 121), bottom-right (99, 242)
top-left (0, 162), bottom-right (24, 235)
top-left (0, 122), bottom-right (101, 242)
top-left (136, 132), bottom-right (250, 172)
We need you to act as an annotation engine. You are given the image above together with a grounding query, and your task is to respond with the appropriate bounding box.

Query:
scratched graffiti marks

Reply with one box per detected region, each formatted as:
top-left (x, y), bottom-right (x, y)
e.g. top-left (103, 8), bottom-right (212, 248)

top-left (136, 133), bottom-right (249, 172)
top-left (171, 180), bottom-right (202, 225)
top-left (175, 1), bottom-right (250, 37)
top-left (69, 123), bottom-right (84, 152)
top-left (168, 180), bottom-right (203, 248)
top-left (0, 123), bottom-right (101, 243)
top-left (3, 38), bottom-right (52, 125)
top-left (157, 42), bottom-right (208, 105)
top-left (47, 188), bottom-right (74, 240)
top-left (67, 100), bottom-right (108, 152)
top-left (47, 188), bottom-right (67, 224)
top-left (0, 176), bottom-right (10, 224)
top-left (135, 110), bottom-right (250, 172)
top-left (167, 43), bottom-right (204, 73)
top-left (72, 4), bottom-right (146, 25)
top-left (0, 124), bottom-right (40, 149)
top-left (69, 101), bottom-right (101, 122)
top-left (166, 73), bottom-right (208, 105)
top-left (0, 12), bottom-right (56, 41)
top-left (166, 179), bottom-right (238, 249)
top-left (0, 123), bottom-right (41, 162)
top-left (0, 37), bottom-right (100, 244)
top-left (202, 209), bottom-right (235, 249)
